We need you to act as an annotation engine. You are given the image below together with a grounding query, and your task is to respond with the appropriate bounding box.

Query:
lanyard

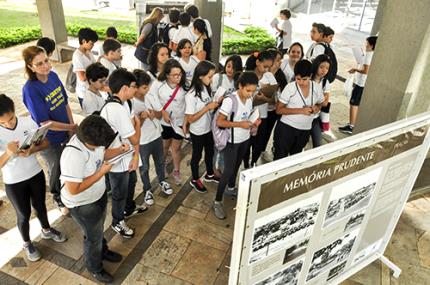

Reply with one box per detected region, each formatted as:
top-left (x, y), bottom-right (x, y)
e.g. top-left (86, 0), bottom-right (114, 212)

top-left (295, 82), bottom-right (313, 107)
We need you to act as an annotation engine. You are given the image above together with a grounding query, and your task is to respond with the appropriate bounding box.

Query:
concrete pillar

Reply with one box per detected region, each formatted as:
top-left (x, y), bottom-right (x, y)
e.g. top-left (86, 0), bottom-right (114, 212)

top-left (194, 0), bottom-right (224, 66)
top-left (35, 0), bottom-right (68, 62)
top-left (354, 0), bottom-right (430, 133)
top-left (370, 0), bottom-right (387, 35)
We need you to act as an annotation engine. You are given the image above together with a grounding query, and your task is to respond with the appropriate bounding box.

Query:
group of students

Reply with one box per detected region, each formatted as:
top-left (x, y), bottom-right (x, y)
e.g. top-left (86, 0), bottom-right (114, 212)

top-left (0, 6), bottom-right (378, 283)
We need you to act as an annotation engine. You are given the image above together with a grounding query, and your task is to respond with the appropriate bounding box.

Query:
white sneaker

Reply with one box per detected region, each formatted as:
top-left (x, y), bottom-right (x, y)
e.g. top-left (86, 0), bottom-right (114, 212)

top-left (144, 191), bottom-right (154, 206)
top-left (322, 130), bottom-right (338, 142)
top-left (160, 181), bottom-right (173, 195)
top-left (111, 220), bottom-right (134, 238)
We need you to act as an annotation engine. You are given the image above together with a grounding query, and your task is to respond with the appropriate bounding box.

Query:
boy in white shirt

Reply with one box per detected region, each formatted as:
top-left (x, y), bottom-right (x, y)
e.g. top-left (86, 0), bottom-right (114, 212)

top-left (306, 23), bottom-right (326, 61)
top-left (73, 28), bottom-right (98, 107)
top-left (274, 9), bottom-right (293, 55)
top-left (132, 70), bottom-right (173, 206)
top-left (185, 4), bottom-right (213, 38)
top-left (100, 39), bottom-right (122, 78)
top-left (339, 36), bottom-right (378, 135)
top-left (172, 12), bottom-right (196, 52)
top-left (100, 68), bottom-right (146, 239)
top-left (60, 115), bottom-right (125, 283)
top-left (82, 62), bottom-right (109, 116)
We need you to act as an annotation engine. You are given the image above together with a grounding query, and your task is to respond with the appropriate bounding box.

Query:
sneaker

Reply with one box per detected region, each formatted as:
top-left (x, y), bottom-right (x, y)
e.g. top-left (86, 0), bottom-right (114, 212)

top-left (160, 181), bottom-right (173, 195)
top-left (103, 249), bottom-right (123, 263)
top-left (41, 228), bottom-right (67, 243)
top-left (322, 130), bottom-right (337, 142)
top-left (338, 124), bottom-right (353, 135)
top-left (111, 220), bottom-right (134, 238)
top-left (144, 191), bottom-right (154, 206)
top-left (213, 201), bottom-right (226, 220)
top-left (124, 205), bottom-right (148, 219)
top-left (190, 179), bottom-right (207, 193)
top-left (172, 170), bottom-right (181, 185)
top-left (23, 242), bottom-right (41, 262)
top-left (203, 174), bottom-right (220, 183)
top-left (91, 269), bottom-right (113, 283)
top-left (224, 186), bottom-right (238, 197)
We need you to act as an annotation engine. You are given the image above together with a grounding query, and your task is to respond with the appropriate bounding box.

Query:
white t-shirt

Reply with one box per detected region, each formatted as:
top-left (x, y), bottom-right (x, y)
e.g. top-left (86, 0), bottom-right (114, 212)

top-left (172, 26), bottom-right (196, 44)
top-left (211, 73), bottom-right (235, 94)
top-left (355, 51), bottom-right (373, 87)
top-left (281, 19), bottom-right (293, 49)
top-left (185, 88), bottom-right (212, 135)
top-left (100, 100), bottom-right (136, 173)
top-left (177, 56), bottom-right (200, 84)
top-left (132, 96), bottom-right (162, 145)
top-left (72, 49), bottom-right (96, 99)
top-left (82, 89), bottom-right (106, 116)
top-left (306, 42), bottom-right (325, 61)
top-left (149, 80), bottom-right (186, 127)
top-left (280, 59), bottom-right (295, 83)
top-left (278, 82), bottom-right (324, 130)
top-left (100, 57), bottom-right (118, 77)
top-left (219, 92), bottom-right (253, 144)
top-left (256, 72), bottom-right (277, 119)
top-left (0, 117), bottom-right (42, 184)
top-left (60, 135), bottom-right (105, 208)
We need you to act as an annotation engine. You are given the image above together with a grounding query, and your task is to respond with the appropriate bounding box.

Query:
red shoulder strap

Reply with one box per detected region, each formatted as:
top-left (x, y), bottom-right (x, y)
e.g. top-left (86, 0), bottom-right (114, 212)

top-left (163, 85), bottom-right (181, 111)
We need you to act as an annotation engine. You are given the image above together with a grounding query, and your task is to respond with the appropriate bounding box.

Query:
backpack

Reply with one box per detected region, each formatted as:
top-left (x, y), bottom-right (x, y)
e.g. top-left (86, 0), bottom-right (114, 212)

top-left (311, 43), bottom-right (338, 83)
top-left (160, 22), bottom-right (178, 45)
top-left (65, 64), bottom-right (76, 93)
top-left (92, 95), bottom-right (132, 116)
top-left (212, 94), bottom-right (239, 151)
top-left (135, 23), bottom-right (158, 64)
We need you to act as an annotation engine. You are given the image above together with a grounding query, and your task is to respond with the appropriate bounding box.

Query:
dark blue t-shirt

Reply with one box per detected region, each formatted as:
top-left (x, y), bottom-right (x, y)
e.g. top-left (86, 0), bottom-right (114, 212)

top-left (22, 71), bottom-right (70, 145)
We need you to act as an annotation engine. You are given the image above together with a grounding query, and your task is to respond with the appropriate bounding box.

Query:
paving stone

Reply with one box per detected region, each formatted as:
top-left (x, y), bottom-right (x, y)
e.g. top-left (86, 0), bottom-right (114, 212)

top-left (164, 212), bottom-right (233, 251)
top-left (177, 206), bottom-right (207, 220)
top-left (389, 263), bottom-right (430, 285)
top-left (1, 251), bottom-right (44, 281)
top-left (140, 230), bottom-right (191, 274)
top-left (123, 263), bottom-right (192, 285)
top-left (171, 241), bottom-right (225, 285)
top-left (204, 195), bottom-right (237, 229)
top-left (213, 272), bottom-right (229, 285)
top-left (417, 231), bottom-right (430, 269)
top-left (25, 261), bottom-right (58, 285)
top-left (42, 267), bottom-right (97, 285)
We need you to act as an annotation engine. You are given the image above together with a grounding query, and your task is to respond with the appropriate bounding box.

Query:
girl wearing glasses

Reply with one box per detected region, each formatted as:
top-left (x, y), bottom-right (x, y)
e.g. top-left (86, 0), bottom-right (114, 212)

top-left (22, 46), bottom-right (77, 215)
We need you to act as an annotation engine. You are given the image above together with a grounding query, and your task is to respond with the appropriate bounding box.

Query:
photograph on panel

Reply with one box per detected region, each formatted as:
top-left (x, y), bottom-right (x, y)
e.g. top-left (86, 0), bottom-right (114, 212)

top-left (253, 259), bottom-right (303, 285)
top-left (323, 167), bottom-right (382, 227)
top-left (306, 229), bottom-right (359, 282)
top-left (249, 193), bottom-right (323, 264)
top-left (283, 238), bottom-right (310, 264)
top-left (326, 260), bottom-right (347, 282)
top-left (344, 210), bottom-right (366, 232)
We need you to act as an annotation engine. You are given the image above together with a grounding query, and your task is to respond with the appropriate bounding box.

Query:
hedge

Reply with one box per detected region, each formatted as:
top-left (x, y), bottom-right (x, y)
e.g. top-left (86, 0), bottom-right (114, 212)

top-left (0, 24), bottom-right (275, 55)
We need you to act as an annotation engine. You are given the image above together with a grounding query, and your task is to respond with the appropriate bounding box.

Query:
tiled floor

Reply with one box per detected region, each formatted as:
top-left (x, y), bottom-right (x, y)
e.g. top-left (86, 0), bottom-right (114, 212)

top-left (0, 25), bottom-right (429, 285)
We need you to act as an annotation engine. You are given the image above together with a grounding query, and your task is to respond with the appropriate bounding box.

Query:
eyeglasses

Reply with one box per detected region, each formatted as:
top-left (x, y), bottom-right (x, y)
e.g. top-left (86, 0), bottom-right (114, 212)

top-left (32, 58), bottom-right (50, 68)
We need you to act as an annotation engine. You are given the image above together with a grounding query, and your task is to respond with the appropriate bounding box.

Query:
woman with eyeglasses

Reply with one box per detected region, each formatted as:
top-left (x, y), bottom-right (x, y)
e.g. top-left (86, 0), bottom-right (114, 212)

top-left (22, 46), bottom-right (77, 215)
top-left (148, 59), bottom-right (187, 185)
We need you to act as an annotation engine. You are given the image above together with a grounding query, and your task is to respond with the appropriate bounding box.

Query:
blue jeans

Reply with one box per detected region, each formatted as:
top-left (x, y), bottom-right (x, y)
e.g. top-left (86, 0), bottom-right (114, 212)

top-left (139, 137), bottom-right (165, 192)
top-left (109, 171), bottom-right (137, 224)
top-left (69, 193), bottom-right (108, 273)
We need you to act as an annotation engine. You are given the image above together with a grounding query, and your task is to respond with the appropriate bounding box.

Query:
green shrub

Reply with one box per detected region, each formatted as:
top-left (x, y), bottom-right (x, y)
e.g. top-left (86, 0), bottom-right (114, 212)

top-left (222, 27), bottom-right (275, 55)
top-left (0, 27), bottom-right (41, 48)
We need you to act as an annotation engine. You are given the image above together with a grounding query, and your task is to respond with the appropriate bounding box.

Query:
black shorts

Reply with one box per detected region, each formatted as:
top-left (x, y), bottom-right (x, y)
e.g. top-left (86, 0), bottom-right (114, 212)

top-left (349, 85), bottom-right (364, 106)
top-left (161, 125), bottom-right (183, 140)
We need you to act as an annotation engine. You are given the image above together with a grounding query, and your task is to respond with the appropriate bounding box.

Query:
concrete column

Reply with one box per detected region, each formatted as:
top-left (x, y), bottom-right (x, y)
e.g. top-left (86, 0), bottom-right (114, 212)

top-left (35, 0), bottom-right (68, 62)
top-left (370, 0), bottom-right (387, 35)
top-left (354, 0), bottom-right (430, 133)
top-left (194, 0), bottom-right (224, 66)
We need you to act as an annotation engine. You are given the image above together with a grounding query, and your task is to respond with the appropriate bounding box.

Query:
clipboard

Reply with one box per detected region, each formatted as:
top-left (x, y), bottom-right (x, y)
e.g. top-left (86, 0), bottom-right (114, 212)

top-left (107, 149), bottom-right (134, 165)
top-left (19, 122), bottom-right (52, 150)
top-left (259, 84), bottom-right (278, 98)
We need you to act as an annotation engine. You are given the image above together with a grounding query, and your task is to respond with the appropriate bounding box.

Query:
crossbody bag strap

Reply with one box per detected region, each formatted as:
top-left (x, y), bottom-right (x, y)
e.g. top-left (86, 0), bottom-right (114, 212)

top-left (163, 85), bottom-right (181, 111)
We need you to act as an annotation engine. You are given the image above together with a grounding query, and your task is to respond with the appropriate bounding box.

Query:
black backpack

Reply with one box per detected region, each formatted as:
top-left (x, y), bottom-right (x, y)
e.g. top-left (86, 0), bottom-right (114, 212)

top-left (92, 95), bottom-right (132, 116)
top-left (312, 43), bottom-right (338, 83)
top-left (159, 22), bottom-right (178, 45)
